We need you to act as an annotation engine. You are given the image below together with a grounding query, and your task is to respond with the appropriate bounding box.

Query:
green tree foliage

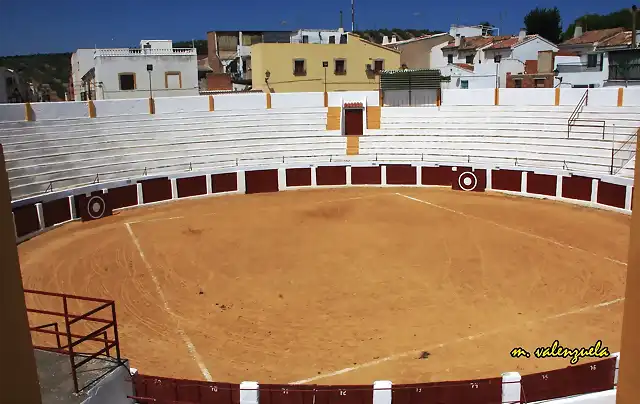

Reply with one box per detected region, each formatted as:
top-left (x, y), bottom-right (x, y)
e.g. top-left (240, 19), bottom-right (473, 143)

top-left (353, 28), bottom-right (442, 43)
top-left (563, 8), bottom-right (637, 40)
top-left (0, 53), bottom-right (71, 99)
top-left (173, 39), bottom-right (208, 55)
top-left (524, 7), bottom-right (562, 43)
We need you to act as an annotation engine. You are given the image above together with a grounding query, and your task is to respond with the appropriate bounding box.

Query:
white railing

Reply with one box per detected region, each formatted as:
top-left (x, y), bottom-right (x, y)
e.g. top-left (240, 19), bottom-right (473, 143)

top-left (94, 48), bottom-right (196, 57)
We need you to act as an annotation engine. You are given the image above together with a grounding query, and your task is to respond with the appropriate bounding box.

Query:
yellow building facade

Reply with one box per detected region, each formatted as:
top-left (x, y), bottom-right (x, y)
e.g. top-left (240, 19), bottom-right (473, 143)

top-left (251, 34), bottom-right (401, 93)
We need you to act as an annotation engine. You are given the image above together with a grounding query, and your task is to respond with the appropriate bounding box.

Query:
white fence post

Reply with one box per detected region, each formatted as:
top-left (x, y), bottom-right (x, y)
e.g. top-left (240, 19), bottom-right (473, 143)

top-left (502, 372), bottom-right (521, 404)
top-left (373, 380), bottom-right (392, 404)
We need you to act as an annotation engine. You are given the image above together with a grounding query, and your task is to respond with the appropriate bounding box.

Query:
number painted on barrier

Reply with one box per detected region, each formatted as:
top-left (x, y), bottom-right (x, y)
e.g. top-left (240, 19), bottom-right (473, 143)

top-left (415, 388), bottom-right (422, 393)
top-left (212, 386), bottom-right (218, 392)
top-left (339, 390), bottom-right (347, 396)
top-left (470, 383), bottom-right (479, 389)
top-left (590, 364), bottom-right (597, 371)
top-left (282, 388), bottom-right (289, 395)
top-left (542, 374), bottom-right (549, 380)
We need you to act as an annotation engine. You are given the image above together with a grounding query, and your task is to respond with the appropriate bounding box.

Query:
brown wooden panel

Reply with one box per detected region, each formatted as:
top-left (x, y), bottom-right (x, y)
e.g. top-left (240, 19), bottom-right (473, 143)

top-left (286, 168), bottom-right (312, 187)
top-left (177, 176), bottom-right (207, 198)
top-left (351, 166), bottom-right (381, 185)
top-left (452, 167), bottom-right (486, 192)
top-left (562, 175), bottom-right (593, 201)
top-left (259, 384), bottom-right (315, 404)
top-left (597, 181), bottom-right (626, 209)
top-left (213, 173), bottom-right (238, 193)
top-left (42, 198), bottom-right (71, 227)
top-left (246, 169), bottom-right (279, 194)
top-left (12, 204), bottom-right (39, 237)
top-left (75, 191), bottom-right (113, 221)
top-left (521, 358), bottom-right (616, 402)
top-left (317, 166), bottom-right (347, 186)
top-left (393, 378), bottom-right (502, 404)
top-left (107, 184), bottom-right (138, 209)
top-left (140, 375), bottom-right (178, 402)
top-left (314, 385), bottom-right (373, 404)
top-left (492, 169), bottom-right (522, 192)
top-left (134, 374), bottom-right (240, 404)
top-left (141, 177), bottom-right (171, 204)
top-left (421, 166), bottom-right (453, 186)
top-left (527, 172), bottom-right (557, 197)
top-left (344, 109), bottom-right (363, 136)
top-left (386, 164), bottom-right (417, 185)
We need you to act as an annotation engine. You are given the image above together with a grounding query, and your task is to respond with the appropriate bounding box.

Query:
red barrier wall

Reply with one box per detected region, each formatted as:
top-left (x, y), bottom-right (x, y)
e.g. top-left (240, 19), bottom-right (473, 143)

top-left (246, 170), bottom-right (279, 194)
top-left (134, 374), bottom-right (240, 404)
top-left (597, 181), bottom-right (627, 209)
top-left (385, 165), bottom-right (417, 185)
top-left (286, 168), bottom-right (312, 187)
top-left (527, 172), bottom-right (557, 197)
top-left (351, 166), bottom-right (382, 185)
top-left (314, 385), bottom-right (373, 404)
top-left (317, 166), bottom-right (347, 186)
top-left (562, 175), bottom-right (593, 202)
top-left (213, 173), bottom-right (238, 193)
top-left (12, 204), bottom-right (39, 237)
top-left (421, 166), bottom-right (453, 186)
top-left (259, 384), bottom-right (315, 404)
top-left (492, 170), bottom-right (522, 192)
top-left (42, 198), bottom-right (71, 227)
top-left (107, 184), bottom-right (138, 209)
top-left (141, 178), bottom-right (172, 204)
top-left (393, 378), bottom-right (502, 404)
top-left (178, 176), bottom-right (207, 198)
top-left (452, 168), bottom-right (486, 192)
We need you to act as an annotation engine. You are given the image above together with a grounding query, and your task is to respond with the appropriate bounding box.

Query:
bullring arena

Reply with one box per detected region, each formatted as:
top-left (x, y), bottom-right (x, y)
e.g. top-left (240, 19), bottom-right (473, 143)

top-left (1, 87), bottom-right (638, 403)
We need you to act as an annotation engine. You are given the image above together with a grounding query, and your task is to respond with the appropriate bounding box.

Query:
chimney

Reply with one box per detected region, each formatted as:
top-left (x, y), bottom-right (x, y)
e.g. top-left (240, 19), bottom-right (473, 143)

top-left (574, 22), bottom-right (583, 39)
top-left (391, 35), bottom-right (397, 44)
top-left (382, 36), bottom-right (389, 45)
top-left (519, 28), bottom-right (527, 41)
top-left (632, 5), bottom-right (637, 48)
top-left (455, 33), bottom-right (461, 47)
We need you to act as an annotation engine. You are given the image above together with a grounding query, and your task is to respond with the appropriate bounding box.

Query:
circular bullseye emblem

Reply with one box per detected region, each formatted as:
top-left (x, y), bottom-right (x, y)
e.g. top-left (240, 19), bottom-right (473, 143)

top-left (458, 172), bottom-right (478, 191)
top-left (87, 196), bottom-right (106, 219)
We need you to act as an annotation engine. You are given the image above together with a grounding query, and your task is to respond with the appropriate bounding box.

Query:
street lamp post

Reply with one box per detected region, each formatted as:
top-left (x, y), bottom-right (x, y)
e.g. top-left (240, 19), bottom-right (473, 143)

top-left (323, 61), bottom-right (328, 92)
top-left (147, 64), bottom-right (153, 99)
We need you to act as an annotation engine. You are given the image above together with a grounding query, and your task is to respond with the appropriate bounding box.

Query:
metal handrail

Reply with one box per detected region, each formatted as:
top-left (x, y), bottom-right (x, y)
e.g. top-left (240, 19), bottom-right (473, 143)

top-left (568, 89), bottom-right (588, 137)
top-left (611, 130), bottom-right (638, 175)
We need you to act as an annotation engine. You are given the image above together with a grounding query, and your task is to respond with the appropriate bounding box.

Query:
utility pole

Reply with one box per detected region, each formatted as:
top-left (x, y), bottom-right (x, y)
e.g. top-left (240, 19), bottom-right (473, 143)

top-left (351, 0), bottom-right (355, 32)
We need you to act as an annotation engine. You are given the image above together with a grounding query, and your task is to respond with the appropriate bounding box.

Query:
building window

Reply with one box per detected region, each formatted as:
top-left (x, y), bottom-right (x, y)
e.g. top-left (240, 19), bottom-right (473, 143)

top-left (465, 55), bottom-right (474, 64)
top-left (447, 54), bottom-right (453, 64)
top-left (587, 54), bottom-right (598, 68)
top-left (329, 36), bottom-right (335, 44)
top-left (165, 71), bottom-right (182, 89)
top-left (340, 34), bottom-right (348, 44)
top-left (302, 35), bottom-right (309, 43)
top-left (374, 59), bottom-right (384, 73)
top-left (293, 59), bottom-right (306, 76)
top-left (118, 73), bottom-right (136, 90)
top-left (534, 78), bottom-right (545, 88)
top-left (514, 79), bottom-right (522, 88)
top-left (334, 59), bottom-right (346, 75)
top-left (461, 80), bottom-right (469, 89)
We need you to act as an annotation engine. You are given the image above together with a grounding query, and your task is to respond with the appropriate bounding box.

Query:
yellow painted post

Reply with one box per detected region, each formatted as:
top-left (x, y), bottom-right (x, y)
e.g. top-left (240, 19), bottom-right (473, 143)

top-left (494, 88), bottom-right (500, 106)
top-left (88, 100), bottom-right (96, 118)
top-left (149, 97), bottom-right (155, 114)
top-left (24, 102), bottom-right (33, 121)
top-left (209, 95), bottom-right (214, 111)
top-left (618, 87), bottom-right (624, 107)
top-left (266, 92), bottom-right (272, 109)
top-left (555, 87), bottom-right (561, 106)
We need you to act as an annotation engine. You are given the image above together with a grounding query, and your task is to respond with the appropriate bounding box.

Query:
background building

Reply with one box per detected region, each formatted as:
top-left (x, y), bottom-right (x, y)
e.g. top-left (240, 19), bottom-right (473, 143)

top-left (72, 40), bottom-right (198, 100)
top-left (251, 33), bottom-right (400, 93)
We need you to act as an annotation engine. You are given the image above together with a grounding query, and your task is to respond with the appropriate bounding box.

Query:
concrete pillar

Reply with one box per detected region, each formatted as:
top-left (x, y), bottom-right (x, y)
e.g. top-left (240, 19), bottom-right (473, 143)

top-left (556, 175), bottom-right (563, 198)
top-left (236, 171), bottom-right (247, 194)
top-left (625, 185), bottom-right (633, 211)
top-left (277, 168), bottom-right (287, 191)
top-left (206, 174), bottom-right (213, 194)
top-left (239, 381), bottom-right (258, 404)
top-left (616, 141), bottom-right (640, 403)
top-left (381, 165), bottom-right (387, 185)
top-left (0, 145), bottom-right (43, 404)
top-left (170, 178), bottom-right (178, 199)
top-left (346, 166), bottom-right (352, 185)
top-left (136, 183), bottom-right (144, 205)
top-left (373, 381), bottom-right (392, 404)
top-left (68, 195), bottom-right (77, 220)
top-left (521, 171), bottom-right (528, 193)
top-left (501, 372), bottom-right (521, 404)
top-left (35, 202), bottom-right (44, 230)
top-left (311, 167), bottom-right (318, 186)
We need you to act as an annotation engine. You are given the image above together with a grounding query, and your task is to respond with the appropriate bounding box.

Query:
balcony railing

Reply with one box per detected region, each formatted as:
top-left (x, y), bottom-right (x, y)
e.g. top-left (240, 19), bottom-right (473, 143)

top-left (609, 63), bottom-right (640, 80)
top-left (556, 63), bottom-right (603, 73)
top-left (95, 48), bottom-right (196, 57)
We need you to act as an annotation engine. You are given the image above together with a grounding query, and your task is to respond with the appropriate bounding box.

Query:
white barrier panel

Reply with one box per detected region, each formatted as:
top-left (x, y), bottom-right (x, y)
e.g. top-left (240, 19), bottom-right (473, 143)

top-left (588, 88), bottom-right (620, 107)
top-left (154, 96), bottom-right (210, 114)
top-left (623, 87), bottom-right (640, 106)
top-left (215, 93), bottom-right (266, 110)
top-left (328, 91), bottom-right (379, 107)
top-left (94, 98), bottom-right (149, 117)
top-left (31, 101), bottom-right (90, 121)
top-left (271, 92), bottom-right (325, 109)
top-left (442, 88), bottom-right (494, 105)
top-left (501, 88), bottom-right (555, 106)
top-left (560, 88), bottom-right (587, 106)
top-left (0, 103), bottom-right (26, 122)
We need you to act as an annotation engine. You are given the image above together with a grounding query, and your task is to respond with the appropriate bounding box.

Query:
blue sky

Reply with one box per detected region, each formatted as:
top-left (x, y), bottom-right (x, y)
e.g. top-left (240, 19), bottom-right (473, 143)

top-left (0, 0), bottom-right (635, 56)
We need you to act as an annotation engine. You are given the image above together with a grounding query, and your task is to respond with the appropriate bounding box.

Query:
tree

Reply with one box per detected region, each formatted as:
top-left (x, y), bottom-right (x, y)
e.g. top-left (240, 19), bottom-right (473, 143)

top-left (524, 7), bottom-right (562, 44)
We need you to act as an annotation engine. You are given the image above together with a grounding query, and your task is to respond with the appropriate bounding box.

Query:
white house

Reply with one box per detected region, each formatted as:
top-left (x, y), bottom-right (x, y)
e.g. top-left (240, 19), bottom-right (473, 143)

top-left (438, 28), bottom-right (558, 89)
top-left (556, 25), bottom-right (640, 88)
top-left (290, 28), bottom-right (346, 44)
top-left (0, 67), bottom-right (33, 103)
top-left (72, 40), bottom-right (198, 100)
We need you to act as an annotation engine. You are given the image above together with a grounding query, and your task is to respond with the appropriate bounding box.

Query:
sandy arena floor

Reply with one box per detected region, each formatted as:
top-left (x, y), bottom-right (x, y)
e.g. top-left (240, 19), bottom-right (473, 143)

top-left (18, 187), bottom-right (630, 385)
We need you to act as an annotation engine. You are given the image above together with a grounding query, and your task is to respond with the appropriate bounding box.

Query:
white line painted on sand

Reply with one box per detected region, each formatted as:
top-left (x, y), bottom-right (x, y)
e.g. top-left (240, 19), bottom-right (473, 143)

top-left (290, 297), bottom-right (625, 384)
top-left (126, 216), bottom-right (185, 225)
top-left (395, 192), bottom-right (627, 266)
top-left (125, 222), bottom-right (213, 382)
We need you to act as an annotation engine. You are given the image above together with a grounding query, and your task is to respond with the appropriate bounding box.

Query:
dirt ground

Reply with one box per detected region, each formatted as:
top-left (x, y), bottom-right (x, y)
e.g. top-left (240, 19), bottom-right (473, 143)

top-left (18, 187), bottom-right (630, 385)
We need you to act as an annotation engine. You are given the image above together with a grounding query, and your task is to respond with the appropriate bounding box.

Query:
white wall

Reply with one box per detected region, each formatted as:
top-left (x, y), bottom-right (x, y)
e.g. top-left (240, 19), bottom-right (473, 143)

top-left (71, 49), bottom-right (97, 101)
top-left (328, 91), bottom-right (379, 107)
top-left (94, 54), bottom-right (198, 100)
top-left (383, 90), bottom-right (437, 106)
top-left (559, 88), bottom-right (587, 106)
top-left (501, 88), bottom-right (555, 106)
top-left (30, 101), bottom-right (90, 121)
top-left (588, 87), bottom-right (620, 107)
top-left (442, 88), bottom-right (494, 105)
top-left (214, 93), bottom-right (267, 110)
top-left (270, 92), bottom-right (325, 109)
top-left (0, 103), bottom-right (25, 121)
top-left (512, 37), bottom-right (558, 62)
top-left (440, 65), bottom-right (496, 89)
top-left (429, 42), bottom-right (449, 69)
top-left (556, 53), bottom-right (609, 88)
top-left (623, 87), bottom-right (640, 106)
top-left (154, 95), bottom-right (210, 114)
top-left (93, 98), bottom-right (149, 117)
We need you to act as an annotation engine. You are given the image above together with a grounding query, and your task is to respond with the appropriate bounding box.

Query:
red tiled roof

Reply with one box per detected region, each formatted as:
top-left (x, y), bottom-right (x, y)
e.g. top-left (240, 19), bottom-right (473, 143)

top-left (556, 50), bottom-right (579, 56)
top-left (454, 63), bottom-right (474, 72)
top-left (598, 31), bottom-right (635, 47)
top-left (560, 28), bottom-right (624, 46)
top-left (443, 35), bottom-right (495, 50)
top-left (344, 102), bottom-right (363, 108)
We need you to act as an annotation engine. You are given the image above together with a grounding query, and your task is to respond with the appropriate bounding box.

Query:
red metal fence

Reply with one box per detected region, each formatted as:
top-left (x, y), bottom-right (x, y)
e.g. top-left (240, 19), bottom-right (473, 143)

top-left (24, 288), bottom-right (122, 393)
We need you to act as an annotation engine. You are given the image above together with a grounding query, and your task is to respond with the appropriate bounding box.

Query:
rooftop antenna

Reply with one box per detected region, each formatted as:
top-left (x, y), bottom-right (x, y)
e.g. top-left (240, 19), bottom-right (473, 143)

top-left (351, 0), bottom-right (355, 32)
top-left (340, 10), bottom-right (343, 30)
